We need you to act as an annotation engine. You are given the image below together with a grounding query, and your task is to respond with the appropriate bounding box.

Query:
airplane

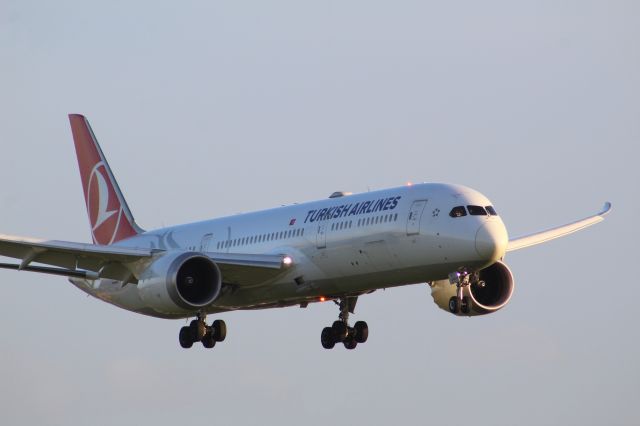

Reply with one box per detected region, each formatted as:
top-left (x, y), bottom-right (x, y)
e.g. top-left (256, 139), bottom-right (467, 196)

top-left (0, 114), bottom-right (611, 350)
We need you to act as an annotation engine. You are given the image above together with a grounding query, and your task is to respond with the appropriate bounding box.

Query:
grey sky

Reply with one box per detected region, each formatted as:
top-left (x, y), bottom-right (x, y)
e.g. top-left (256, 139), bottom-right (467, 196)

top-left (0, 1), bottom-right (638, 425)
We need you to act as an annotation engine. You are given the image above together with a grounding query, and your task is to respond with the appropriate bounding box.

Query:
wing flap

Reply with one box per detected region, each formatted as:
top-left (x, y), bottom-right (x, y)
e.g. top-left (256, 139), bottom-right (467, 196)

top-left (506, 202), bottom-right (611, 252)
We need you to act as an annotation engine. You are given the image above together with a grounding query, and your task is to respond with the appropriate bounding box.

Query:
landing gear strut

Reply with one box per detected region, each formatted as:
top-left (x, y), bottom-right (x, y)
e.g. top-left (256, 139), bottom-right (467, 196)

top-left (179, 311), bottom-right (227, 349)
top-left (320, 296), bottom-right (368, 350)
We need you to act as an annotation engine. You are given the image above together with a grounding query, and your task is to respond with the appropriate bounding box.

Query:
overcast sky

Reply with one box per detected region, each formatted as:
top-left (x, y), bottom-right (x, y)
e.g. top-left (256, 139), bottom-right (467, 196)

top-left (0, 1), bottom-right (638, 425)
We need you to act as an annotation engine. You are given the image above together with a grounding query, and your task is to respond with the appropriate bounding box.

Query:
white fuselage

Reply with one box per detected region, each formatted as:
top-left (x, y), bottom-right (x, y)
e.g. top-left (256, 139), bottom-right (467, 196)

top-left (71, 183), bottom-right (508, 319)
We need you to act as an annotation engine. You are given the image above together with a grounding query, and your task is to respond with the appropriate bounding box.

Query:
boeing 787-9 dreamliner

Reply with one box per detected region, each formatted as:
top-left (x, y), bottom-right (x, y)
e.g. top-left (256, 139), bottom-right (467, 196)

top-left (0, 115), bottom-right (611, 350)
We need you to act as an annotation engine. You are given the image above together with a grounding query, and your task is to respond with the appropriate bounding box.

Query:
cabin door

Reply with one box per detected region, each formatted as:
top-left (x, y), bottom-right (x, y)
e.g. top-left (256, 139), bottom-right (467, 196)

top-left (316, 223), bottom-right (328, 249)
top-left (406, 200), bottom-right (428, 235)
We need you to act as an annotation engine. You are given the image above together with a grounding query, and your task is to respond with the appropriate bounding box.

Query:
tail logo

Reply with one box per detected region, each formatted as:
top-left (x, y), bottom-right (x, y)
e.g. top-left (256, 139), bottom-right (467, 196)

top-left (87, 161), bottom-right (122, 244)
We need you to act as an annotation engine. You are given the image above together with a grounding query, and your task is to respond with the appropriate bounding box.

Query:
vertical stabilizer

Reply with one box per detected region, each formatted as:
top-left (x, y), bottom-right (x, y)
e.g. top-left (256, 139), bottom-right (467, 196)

top-left (69, 114), bottom-right (143, 245)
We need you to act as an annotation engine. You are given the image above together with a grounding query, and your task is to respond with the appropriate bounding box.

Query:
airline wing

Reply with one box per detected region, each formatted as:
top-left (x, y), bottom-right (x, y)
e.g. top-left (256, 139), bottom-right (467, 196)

top-left (0, 234), bottom-right (291, 286)
top-left (506, 202), bottom-right (612, 252)
top-left (0, 234), bottom-right (157, 281)
top-left (205, 252), bottom-right (293, 287)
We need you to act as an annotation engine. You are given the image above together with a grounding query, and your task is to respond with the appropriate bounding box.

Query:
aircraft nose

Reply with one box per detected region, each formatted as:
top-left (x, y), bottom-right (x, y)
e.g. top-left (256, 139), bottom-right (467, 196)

top-left (475, 221), bottom-right (508, 262)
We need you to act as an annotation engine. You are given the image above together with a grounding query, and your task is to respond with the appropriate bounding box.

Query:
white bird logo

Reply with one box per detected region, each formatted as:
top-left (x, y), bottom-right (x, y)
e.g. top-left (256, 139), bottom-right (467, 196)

top-left (87, 162), bottom-right (119, 241)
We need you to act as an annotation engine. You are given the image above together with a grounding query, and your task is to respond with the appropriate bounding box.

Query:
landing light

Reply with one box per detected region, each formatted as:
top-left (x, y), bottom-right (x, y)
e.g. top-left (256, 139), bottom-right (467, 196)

top-left (320, 296), bottom-right (326, 302)
top-left (282, 256), bottom-right (293, 266)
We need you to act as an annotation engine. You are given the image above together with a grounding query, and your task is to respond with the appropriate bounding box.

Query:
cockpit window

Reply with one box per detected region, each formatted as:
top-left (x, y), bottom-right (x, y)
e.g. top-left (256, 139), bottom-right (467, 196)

top-left (449, 206), bottom-right (467, 218)
top-left (467, 205), bottom-right (488, 216)
top-left (485, 206), bottom-right (498, 216)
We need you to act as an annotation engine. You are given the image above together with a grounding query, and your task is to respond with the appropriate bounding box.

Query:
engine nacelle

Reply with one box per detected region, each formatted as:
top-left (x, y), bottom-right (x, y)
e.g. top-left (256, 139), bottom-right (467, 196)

top-left (430, 261), bottom-right (514, 316)
top-left (137, 252), bottom-right (222, 315)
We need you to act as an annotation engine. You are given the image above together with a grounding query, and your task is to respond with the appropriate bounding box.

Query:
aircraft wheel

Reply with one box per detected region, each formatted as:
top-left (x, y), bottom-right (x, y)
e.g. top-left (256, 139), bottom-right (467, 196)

top-left (343, 337), bottom-right (358, 350)
top-left (460, 297), bottom-right (470, 314)
top-left (321, 327), bottom-right (336, 349)
top-left (354, 321), bottom-right (369, 343)
top-left (179, 326), bottom-right (194, 349)
top-left (201, 332), bottom-right (216, 349)
top-left (448, 297), bottom-right (458, 314)
top-left (190, 319), bottom-right (207, 341)
top-left (332, 321), bottom-right (348, 342)
top-left (212, 319), bottom-right (227, 342)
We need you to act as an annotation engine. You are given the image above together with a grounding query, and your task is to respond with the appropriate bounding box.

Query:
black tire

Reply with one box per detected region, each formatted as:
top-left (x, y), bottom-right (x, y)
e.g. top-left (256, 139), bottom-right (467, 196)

top-left (332, 321), bottom-right (348, 342)
top-left (321, 327), bottom-right (335, 349)
top-left (449, 297), bottom-right (458, 314)
top-left (343, 338), bottom-right (358, 350)
top-left (190, 320), bottom-right (206, 341)
top-left (179, 326), bottom-right (194, 349)
top-left (201, 332), bottom-right (216, 349)
top-left (212, 319), bottom-right (227, 342)
top-left (354, 321), bottom-right (369, 343)
top-left (460, 297), bottom-right (470, 314)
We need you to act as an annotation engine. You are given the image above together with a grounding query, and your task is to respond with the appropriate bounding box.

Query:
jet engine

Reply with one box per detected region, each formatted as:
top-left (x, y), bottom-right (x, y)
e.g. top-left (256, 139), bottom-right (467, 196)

top-left (137, 252), bottom-right (222, 315)
top-left (430, 261), bottom-right (514, 316)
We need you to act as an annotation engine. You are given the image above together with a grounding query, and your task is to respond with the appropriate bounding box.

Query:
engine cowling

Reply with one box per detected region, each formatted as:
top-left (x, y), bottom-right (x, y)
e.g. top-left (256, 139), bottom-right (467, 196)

top-left (430, 260), bottom-right (514, 316)
top-left (137, 252), bottom-right (222, 315)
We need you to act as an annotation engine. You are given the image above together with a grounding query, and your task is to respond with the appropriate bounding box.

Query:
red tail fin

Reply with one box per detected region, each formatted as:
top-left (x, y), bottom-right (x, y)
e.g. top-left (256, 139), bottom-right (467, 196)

top-left (69, 114), bottom-right (143, 245)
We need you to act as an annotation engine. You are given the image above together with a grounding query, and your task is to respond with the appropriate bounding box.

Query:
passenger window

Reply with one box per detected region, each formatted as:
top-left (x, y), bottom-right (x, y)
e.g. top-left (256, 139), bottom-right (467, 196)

top-left (449, 206), bottom-right (467, 217)
top-left (486, 206), bottom-right (498, 216)
top-left (467, 205), bottom-right (488, 216)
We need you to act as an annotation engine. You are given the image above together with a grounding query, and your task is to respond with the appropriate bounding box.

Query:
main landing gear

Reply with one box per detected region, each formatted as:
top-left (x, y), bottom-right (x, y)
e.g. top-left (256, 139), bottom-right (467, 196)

top-left (320, 297), bottom-right (369, 350)
top-left (179, 312), bottom-right (227, 349)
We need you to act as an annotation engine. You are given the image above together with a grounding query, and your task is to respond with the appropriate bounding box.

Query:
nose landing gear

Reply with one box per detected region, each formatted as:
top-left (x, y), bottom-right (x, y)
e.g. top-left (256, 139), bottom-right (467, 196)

top-left (448, 270), bottom-right (482, 315)
top-left (320, 297), bottom-right (369, 350)
top-left (179, 312), bottom-right (227, 349)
